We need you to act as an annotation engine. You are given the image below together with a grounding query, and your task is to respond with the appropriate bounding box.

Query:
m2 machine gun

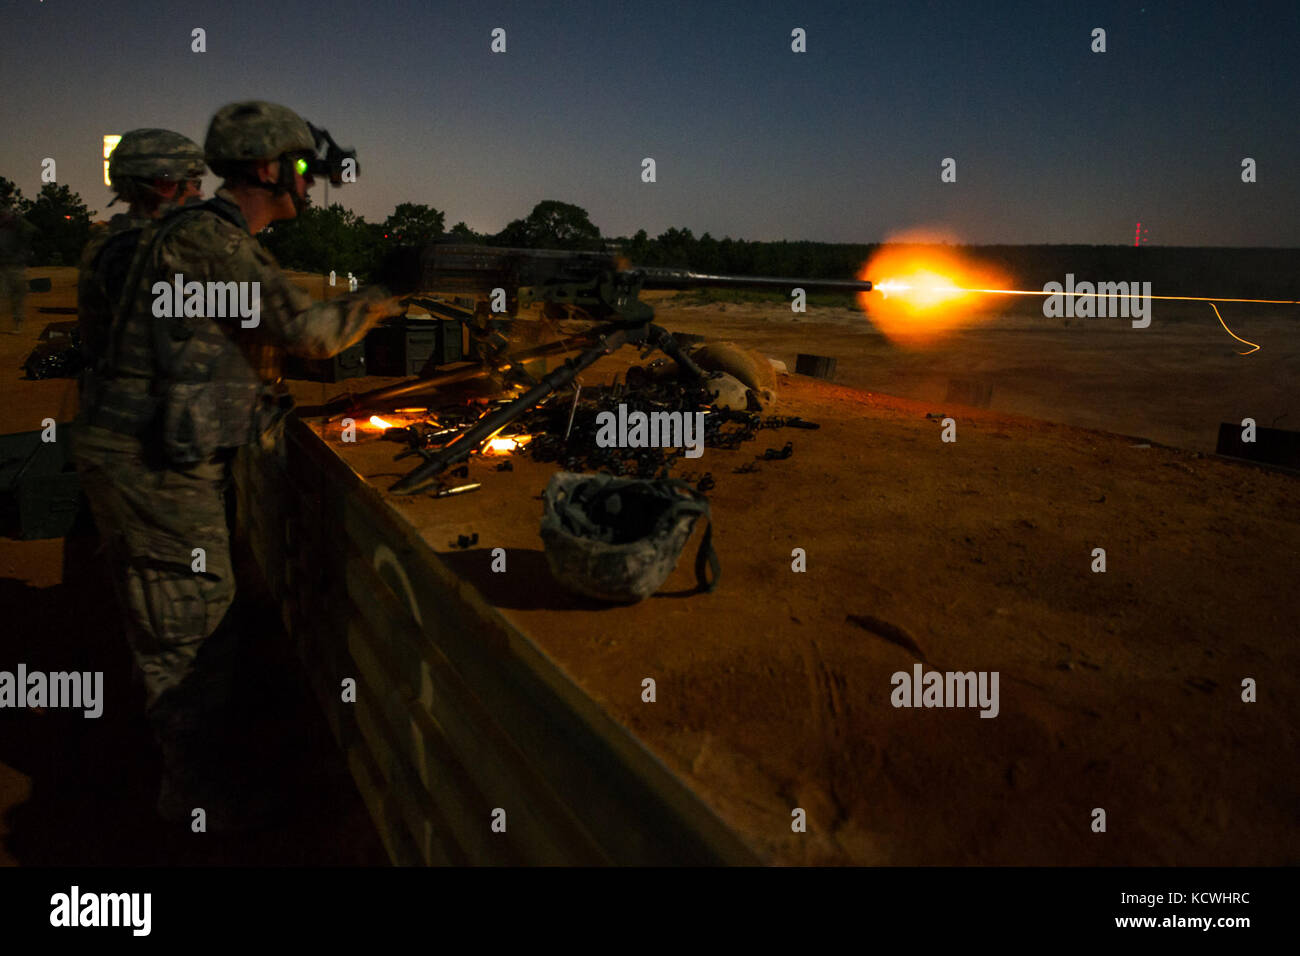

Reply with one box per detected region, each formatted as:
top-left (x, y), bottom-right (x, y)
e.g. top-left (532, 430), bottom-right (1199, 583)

top-left (335, 244), bottom-right (873, 495)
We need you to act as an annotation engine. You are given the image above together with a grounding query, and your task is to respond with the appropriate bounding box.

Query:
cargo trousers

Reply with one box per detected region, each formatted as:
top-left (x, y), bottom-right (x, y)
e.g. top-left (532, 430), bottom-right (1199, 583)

top-left (69, 423), bottom-right (239, 730)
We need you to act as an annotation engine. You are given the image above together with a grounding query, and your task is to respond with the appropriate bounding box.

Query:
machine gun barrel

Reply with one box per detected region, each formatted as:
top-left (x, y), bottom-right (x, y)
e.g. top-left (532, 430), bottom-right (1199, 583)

top-left (376, 243), bottom-right (871, 296)
top-left (378, 244), bottom-right (622, 295)
top-left (637, 267), bottom-right (872, 294)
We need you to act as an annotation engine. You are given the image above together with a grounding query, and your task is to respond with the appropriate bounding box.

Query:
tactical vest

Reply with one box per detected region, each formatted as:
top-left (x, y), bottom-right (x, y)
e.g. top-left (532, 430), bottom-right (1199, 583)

top-left (85, 197), bottom-right (266, 464)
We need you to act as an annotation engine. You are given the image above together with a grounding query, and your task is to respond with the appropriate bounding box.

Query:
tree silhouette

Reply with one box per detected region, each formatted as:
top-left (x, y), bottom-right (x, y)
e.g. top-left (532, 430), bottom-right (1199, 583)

top-left (0, 177), bottom-right (27, 213)
top-left (448, 221), bottom-right (485, 243)
top-left (24, 183), bottom-right (93, 266)
top-left (495, 200), bottom-right (602, 249)
top-left (261, 200), bottom-right (380, 276)
top-left (382, 203), bottom-right (445, 244)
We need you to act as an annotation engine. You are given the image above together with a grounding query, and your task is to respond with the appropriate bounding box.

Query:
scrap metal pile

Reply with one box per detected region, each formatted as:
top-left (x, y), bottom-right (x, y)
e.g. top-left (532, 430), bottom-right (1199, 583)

top-left (378, 371), bottom-right (818, 496)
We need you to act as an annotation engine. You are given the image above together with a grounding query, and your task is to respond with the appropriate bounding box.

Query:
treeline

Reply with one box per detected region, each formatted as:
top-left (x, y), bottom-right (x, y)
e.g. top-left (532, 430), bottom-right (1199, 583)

top-left (261, 198), bottom-right (610, 277)
top-left (254, 197), bottom-right (883, 282)
top-left (4, 176), bottom-right (1297, 298)
top-left (0, 178), bottom-right (96, 266)
top-left (231, 198), bottom-right (1300, 298)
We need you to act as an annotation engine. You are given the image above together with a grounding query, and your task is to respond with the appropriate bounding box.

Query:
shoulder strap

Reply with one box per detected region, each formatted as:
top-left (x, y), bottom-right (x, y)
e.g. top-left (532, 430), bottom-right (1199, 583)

top-left (693, 517), bottom-right (720, 593)
top-left (88, 227), bottom-right (143, 372)
top-left (104, 222), bottom-right (160, 376)
top-left (95, 227), bottom-right (143, 302)
top-left (662, 480), bottom-right (720, 593)
top-left (200, 193), bottom-right (248, 230)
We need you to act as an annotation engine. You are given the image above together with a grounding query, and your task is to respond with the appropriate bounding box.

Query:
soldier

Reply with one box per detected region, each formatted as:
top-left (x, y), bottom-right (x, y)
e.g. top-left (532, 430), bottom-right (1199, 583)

top-left (0, 205), bottom-right (37, 333)
top-left (70, 101), bottom-right (401, 829)
top-left (77, 128), bottom-right (207, 400)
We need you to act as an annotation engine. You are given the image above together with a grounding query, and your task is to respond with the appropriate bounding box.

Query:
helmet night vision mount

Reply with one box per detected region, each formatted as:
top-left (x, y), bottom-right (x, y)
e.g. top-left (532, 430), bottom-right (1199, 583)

top-left (304, 123), bottom-right (358, 186)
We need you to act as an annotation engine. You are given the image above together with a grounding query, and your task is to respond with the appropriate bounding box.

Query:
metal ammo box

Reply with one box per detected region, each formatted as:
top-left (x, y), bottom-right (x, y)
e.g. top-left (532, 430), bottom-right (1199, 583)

top-left (365, 310), bottom-right (465, 378)
top-left (285, 340), bottom-right (368, 382)
top-left (0, 425), bottom-right (83, 540)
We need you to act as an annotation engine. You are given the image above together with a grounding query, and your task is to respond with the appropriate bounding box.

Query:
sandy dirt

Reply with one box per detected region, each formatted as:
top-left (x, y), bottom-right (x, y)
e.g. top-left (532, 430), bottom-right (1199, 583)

top-left (2, 269), bottom-right (1296, 865)
top-left (645, 291), bottom-right (1298, 454)
top-left (309, 314), bottom-right (1299, 866)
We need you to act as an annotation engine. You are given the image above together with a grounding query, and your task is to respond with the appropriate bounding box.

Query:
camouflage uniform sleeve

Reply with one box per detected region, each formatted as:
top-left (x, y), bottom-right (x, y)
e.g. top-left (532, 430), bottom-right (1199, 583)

top-left (250, 243), bottom-right (391, 359)
top-left (181, 219), bottom-right (390, 359)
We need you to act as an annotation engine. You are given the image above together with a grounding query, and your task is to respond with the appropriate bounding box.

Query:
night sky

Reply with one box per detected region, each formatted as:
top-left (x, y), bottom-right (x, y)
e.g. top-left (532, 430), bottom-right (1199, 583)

top-left (2, 0), bottom-right (1297, 246)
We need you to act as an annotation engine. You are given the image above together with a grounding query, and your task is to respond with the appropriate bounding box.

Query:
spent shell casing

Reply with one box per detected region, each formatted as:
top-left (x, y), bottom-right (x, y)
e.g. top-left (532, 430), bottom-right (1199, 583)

top-left (563, 383), bottom-right (583, 442)
top-left (433, 482), bottom-right (482, 498)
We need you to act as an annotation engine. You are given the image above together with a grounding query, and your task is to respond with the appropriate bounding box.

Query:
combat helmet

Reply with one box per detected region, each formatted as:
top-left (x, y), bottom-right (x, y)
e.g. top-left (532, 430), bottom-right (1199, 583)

top-left (204, 101), bottom-right (315, 167)
top-left (108, 129), bottom-right (206, 186)
top-left (539, 472), bottom-right (720, 603)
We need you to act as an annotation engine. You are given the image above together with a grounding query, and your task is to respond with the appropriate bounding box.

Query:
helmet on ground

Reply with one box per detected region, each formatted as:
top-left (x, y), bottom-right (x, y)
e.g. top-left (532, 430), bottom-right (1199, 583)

top-left (108, 129), bottom-right (206, 186)
top-left (704, 370), bottom-right (758, 411)
top-left (539, 472), bottom-right (719, 603)
top-left (690, 341), bottom-right (777, 407)
top-left (204, 101), bottom-right (315, 167)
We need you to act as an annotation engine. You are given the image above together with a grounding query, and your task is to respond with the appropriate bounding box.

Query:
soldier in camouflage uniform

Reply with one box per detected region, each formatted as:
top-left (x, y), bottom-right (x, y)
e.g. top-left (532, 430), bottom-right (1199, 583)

top-left (77, 128), bottom-right (207, 400)
top-left (0, 207), bottom-right (37, 332)
top-left (71, 102), bottom-right (401, 828)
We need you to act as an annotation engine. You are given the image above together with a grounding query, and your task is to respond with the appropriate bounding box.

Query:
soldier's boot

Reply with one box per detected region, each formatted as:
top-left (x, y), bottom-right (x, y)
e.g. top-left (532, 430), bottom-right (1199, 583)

top-left (151, 699), bottom-right (290, 833)
top-left (155, 740), bottom-right (292, 833)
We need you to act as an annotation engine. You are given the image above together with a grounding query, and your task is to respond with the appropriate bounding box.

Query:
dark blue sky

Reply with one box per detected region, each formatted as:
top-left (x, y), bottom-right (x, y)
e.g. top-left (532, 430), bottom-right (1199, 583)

top-left (2, 0), bottom-right (1297, 245)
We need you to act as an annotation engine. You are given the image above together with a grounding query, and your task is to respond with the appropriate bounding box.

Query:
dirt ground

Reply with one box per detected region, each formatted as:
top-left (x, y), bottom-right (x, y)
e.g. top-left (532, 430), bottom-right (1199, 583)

top-left (312, 296), bottom-right (1298, 866)
top-left (646, 291), bottom-right (1298, 454)
top-left (2, 269), bottom-right (1297, 865)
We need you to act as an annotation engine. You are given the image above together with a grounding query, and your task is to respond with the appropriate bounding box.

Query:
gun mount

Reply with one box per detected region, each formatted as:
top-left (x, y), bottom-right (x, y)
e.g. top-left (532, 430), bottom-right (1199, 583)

top-left (346, 243), bottom-right (872, 495)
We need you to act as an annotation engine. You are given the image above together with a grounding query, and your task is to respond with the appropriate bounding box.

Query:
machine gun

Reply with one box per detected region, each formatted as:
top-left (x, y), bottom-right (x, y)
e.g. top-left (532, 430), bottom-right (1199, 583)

top-left (328, 244), bottom-right (873, 495)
